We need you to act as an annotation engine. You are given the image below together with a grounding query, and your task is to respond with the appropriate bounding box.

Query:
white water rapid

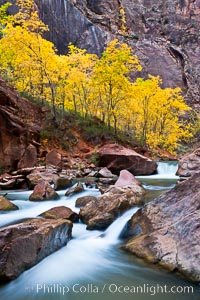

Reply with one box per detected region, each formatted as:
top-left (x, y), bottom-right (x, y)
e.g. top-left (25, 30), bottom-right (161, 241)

top-left (137, 161), bottom-right (178, 180)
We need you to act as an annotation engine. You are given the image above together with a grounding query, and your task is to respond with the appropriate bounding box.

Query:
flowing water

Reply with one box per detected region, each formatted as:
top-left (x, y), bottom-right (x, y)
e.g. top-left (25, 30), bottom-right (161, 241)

top-left (0, 162), bottom-right (199, 300)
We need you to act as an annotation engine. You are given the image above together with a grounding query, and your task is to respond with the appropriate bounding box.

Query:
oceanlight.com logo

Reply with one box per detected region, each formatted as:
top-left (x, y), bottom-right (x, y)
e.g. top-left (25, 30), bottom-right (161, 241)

top-left (25, 283), bottom-right (195, 296)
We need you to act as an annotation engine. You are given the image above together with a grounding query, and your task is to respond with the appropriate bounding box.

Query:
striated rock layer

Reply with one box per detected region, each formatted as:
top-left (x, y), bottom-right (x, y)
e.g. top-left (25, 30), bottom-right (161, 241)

top-left (122, 172), bottom-right (200, 282)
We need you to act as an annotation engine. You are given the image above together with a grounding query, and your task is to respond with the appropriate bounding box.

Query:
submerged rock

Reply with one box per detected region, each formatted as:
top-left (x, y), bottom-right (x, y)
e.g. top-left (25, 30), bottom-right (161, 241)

top-left (39, 206), bottom-right (79, 222)
top-left (0, 218), bottom-right (72, 282)
top-left (29, 180), bottom-right (59, 201)
top-left (97, 144), bottom-right (157, 175)
top-left (122, 172), bottom-right (200, 282)
top-left (0, 196), bottom-right (18, 211)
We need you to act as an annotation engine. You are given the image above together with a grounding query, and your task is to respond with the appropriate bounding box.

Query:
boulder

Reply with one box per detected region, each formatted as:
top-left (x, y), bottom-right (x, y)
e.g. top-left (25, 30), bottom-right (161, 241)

top-left (97, 167), bottom-right (115, 178)
top-left (75, 195), bottom-right (97, 208)
top-left (115, 170), bottom-right (142, 187)
top-left (27, 168), bottom-right (59, 188)
top-left (39, 206), bottom-right (79, 222)
top-left (65, 182), bottom-right (84, 196)
top-left (97, 144), bottom-right (157, 175)
top-left (176, 148), bottom-right (200, 176)
top-left (46, 149), bottom-right (62, 168)
top-left (17, 144), bottom-right (37, 169)
top-left (96, 178), bottom-right (118, 194)
top-left (80, 184), bottom-right (144, 230)
top-left (0, 218), bottom-right (72, 282)
top-left (29, 180), bottom-right (59, 201)
top-left (0, 196), bottom-right (18, 211)
top-left (122, 172), bottom-right (200, 282)
top-left (54, 176), bottom-right (72, 190)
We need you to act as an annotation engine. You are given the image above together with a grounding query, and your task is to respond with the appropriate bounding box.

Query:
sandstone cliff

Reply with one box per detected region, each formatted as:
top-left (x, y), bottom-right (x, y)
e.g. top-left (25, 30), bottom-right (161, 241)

top-left (0, 79), bottom-right (41, 171)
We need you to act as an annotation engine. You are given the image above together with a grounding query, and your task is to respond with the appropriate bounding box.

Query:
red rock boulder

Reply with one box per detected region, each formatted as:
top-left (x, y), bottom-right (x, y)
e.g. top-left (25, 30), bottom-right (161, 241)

top-left (0, 196), bottom-right (18, 211)
top-left (115, 170), bottom-right (142, 187)
top-left (17, 144), bottom-right (37, 169)
top-left (46, 149), bottom-right (62, 168)
top-left (39, 206), bottom-right (79, 222)
top-left (0, 218), bottom-right (72, 282)
top-left (97, 144), bottom-right (157, 175)
top-left (29, 180), bottom-right (59, 201)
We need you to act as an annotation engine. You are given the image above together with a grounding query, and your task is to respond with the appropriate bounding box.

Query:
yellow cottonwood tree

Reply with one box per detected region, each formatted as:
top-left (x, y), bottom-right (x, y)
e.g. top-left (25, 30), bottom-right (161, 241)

top-left (14, 0), bottom-right (48, 33)
top-left (128, 76), bottom-right (191, 152)
top-left (0, 2), bottom-right (13, 34)
top-left (0, 2), bottom-right (192, 153)
top-left (65, 45), bottom-right (98, 116)
top-left (92, 39), bottom-right (142, 135)
top-left (0, 0), bottom-right (62, 120)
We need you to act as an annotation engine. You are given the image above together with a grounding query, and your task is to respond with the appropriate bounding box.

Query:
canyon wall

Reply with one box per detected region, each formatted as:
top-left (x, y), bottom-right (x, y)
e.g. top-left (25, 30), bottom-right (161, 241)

top-left (1, 0), bottom-right (200, 107)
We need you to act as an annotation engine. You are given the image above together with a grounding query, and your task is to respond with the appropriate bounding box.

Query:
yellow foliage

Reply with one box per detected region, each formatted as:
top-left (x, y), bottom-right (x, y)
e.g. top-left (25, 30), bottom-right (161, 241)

top-left (0, 2), bottom-right (13, 33)
top-left (119, 4), bottom-right (127, 33)
top-left (0, 3), bottom-right (193, 153)
top-left (14, 0), bottom-right (48, 33)
top-left (91, 39), bottom-right (142, 133)
top-left (127, 76), bottom-right (191, 152)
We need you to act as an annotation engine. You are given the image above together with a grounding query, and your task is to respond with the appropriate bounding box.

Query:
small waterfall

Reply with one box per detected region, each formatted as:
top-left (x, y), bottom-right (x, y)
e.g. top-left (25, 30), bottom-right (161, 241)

top-left (137, 161), bottom-right (178, 180)
top-left (103, 207), bottom-right (139, 242)
top-left (157, 161), bottom-right (178, 177)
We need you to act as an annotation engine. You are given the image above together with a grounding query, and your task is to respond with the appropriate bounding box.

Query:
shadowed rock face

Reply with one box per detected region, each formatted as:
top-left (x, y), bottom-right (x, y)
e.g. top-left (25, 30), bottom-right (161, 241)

top-left (0, 0), bottom-right (200, 106)
top-left (35, 0), bottom-right (112, 56)
top-left (122, 172), bottom-right (200, 282)
top-left (37, 0), bottom-right (200, 107)
top-left (0, 80), bottom-right (40, 171)
top-left (0, 82), bottom-right (26, 170)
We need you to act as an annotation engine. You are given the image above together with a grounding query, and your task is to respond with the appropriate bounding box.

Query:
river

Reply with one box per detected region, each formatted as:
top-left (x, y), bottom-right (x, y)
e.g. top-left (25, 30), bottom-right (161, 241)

top-left (0, 162), bottom-right (199, 300)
